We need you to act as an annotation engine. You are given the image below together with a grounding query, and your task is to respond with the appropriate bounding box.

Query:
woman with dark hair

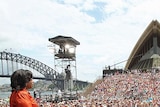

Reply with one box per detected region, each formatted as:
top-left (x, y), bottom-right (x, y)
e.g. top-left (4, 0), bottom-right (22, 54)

top-left (10, 69), bottom-right (38, 107)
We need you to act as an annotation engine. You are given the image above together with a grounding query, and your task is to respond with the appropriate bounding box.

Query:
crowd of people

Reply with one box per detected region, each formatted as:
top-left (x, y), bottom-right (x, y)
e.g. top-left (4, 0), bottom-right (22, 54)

top-left (35, 70), bottom-right (160, 107)
top-left (88, 70), bottom-right (160, 107)
top-left (36, 70), bottom-right (160, 107)
top-left (1, 69), bottom-right (160, 107)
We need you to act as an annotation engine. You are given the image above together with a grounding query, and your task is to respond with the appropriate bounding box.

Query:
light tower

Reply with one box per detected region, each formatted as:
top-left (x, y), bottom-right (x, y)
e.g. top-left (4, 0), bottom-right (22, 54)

top-left (49, 35), bottom-right (80, 92)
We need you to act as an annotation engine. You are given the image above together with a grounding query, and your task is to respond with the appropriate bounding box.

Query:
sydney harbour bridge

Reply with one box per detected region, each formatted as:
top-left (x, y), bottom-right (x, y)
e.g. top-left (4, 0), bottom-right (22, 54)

top-left (0, 51), bottom-right (89, 90)
top-left (0, 36), bottom-right (89, 91)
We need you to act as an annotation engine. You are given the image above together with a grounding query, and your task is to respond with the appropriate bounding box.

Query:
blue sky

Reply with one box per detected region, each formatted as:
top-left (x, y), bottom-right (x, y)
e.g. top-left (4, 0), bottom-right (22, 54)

top-left (0, 0), bottom-right (160, 85)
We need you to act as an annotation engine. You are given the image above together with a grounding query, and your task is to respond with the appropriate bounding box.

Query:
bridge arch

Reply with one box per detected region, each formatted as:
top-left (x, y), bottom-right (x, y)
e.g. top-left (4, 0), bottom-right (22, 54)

top-left (0, 51), bottom-right (61, 80)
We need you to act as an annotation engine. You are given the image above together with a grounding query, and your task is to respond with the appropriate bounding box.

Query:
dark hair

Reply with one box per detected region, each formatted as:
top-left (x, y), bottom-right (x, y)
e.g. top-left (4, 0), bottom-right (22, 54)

top-left (10, 69), bottom-right (33, 91)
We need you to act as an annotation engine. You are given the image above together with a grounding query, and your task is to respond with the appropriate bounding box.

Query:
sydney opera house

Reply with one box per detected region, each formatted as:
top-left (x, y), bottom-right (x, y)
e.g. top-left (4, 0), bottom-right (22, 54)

top-left (125, 20), bottom-right (160, 70)
top-left (103, 20), bottom-right (160, 76)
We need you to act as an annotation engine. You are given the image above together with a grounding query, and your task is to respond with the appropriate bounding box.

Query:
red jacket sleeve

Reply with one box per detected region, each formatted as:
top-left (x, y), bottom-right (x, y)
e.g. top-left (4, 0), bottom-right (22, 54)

top-left (10, 90), bottom-right (38, 107)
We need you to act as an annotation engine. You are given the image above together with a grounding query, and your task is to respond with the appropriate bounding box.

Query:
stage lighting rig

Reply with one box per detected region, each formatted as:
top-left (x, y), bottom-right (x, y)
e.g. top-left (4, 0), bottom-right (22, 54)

top-left (49, 35), bottom-right (80, 60)
top-left (48, 35), bottom-right (80, 92)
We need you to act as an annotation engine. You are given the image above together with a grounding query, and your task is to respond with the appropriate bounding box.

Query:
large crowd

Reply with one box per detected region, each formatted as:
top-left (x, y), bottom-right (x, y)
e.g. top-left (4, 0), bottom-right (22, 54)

top-left (88, 70), bottom-right (160, 107)
top-left (1, 70), bottom-right (160, 107)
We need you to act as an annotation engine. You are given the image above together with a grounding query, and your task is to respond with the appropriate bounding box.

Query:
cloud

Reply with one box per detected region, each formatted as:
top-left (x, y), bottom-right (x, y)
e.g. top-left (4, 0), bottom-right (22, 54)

top-left (0, 0), bottom-right (160, 85)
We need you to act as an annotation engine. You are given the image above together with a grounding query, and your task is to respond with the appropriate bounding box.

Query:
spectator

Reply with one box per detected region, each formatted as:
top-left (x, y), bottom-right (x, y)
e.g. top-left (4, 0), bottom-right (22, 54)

top-left (10, 69), bottom-right (38, 107)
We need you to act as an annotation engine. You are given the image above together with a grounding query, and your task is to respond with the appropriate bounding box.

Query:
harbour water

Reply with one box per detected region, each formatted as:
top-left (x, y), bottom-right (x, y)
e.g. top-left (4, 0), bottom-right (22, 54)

top-left (0, 91), bottom-right (11, 99)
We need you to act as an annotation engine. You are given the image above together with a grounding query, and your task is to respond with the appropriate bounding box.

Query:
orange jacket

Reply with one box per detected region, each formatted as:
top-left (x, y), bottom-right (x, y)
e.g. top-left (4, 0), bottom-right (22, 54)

top-left (10, 89), bottom-right (38, 107)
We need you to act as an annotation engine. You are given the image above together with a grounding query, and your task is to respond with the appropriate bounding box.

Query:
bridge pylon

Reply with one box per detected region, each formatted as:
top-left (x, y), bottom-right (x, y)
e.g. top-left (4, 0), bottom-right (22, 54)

top-left (49, 35), bottom-right (80, 92)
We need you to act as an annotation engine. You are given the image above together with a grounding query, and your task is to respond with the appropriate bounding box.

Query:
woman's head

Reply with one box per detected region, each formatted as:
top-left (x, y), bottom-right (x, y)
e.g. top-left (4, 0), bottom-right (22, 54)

top-left (10, 69), bottom-right (33, 91)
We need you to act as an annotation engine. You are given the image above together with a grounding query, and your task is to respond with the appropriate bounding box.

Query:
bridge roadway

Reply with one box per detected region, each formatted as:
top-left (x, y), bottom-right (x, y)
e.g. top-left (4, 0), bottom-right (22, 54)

top-left (0, 51), bottom-right (90, 90)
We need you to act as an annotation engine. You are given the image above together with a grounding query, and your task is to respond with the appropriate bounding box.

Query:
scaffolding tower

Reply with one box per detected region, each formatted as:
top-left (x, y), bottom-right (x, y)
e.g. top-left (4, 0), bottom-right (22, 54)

top-left (49, 35), bottom-right (80, 92)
